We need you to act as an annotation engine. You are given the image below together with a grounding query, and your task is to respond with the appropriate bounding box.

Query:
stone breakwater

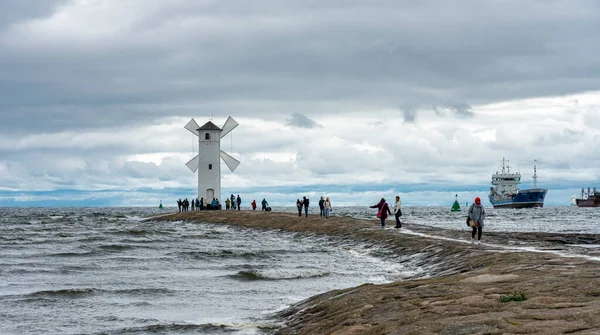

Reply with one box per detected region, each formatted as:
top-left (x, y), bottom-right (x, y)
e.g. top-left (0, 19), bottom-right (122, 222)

top-left (149, 211), bottom-right (600, 335)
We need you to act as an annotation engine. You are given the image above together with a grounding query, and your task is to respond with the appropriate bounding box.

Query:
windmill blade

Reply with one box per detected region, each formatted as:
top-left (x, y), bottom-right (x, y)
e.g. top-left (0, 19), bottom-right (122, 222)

top-left (220, 116), bottom-right (239, 138)
top-left (220, 150), bottom-right (241, 172)
top-left (185, 154), bottom-right (200, 172)
top-left (184, 118), bottom-right (200, 136)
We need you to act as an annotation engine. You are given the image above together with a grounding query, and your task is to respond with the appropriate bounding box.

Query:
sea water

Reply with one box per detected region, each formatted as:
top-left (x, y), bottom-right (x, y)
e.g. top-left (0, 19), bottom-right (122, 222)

top-left (0, 206), bottom-right (596, 334)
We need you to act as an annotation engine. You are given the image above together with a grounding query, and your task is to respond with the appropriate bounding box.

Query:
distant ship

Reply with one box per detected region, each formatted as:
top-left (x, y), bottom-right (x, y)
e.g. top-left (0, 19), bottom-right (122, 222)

top-left (488, 158), bottom-right (548, 208)
top-left (574, 187), bottom-right (600, 207)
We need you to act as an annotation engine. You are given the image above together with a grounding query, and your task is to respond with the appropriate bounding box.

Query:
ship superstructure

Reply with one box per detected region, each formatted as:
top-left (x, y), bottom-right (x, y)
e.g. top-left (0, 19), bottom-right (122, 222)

top-left (488, 158), bottom-right (548, 208)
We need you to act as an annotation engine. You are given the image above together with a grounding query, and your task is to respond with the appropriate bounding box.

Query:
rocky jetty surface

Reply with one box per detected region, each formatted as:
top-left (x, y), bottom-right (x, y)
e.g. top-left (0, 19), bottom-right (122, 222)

top-left (149, 210), bottom-right (600, 335)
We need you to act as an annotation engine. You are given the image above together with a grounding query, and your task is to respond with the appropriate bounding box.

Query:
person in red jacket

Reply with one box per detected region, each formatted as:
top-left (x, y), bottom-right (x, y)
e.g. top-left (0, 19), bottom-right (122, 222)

top-left (251, 200), bottom-right (257, 210)
top-left (370, 198), bottom-right (392, 227)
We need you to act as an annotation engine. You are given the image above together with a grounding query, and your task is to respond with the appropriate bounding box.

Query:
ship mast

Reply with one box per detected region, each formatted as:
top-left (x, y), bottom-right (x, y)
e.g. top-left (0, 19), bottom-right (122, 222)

top-left (532, 159), bottom-right (538, 188)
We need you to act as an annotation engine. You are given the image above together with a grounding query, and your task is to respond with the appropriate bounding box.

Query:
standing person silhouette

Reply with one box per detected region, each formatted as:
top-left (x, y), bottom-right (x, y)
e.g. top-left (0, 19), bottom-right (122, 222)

top-left (261, 198), bottom-right (268, 211)
top-left (393, 195), bottom-right (403, 228)
top-left (324, 197), bottom-right (332, 219)
top-left (296, 199), bottom-right (303, 217)
top-left (302, 196), bottom-right (310, 217)
top-left (318, 196), bottom-right (325, 217)
top-left (236, 195), bottom-right (241, 211)
top-left (468, 197), bottom-right (486, 243)
top-left (251, 200), bottom-right (257, 210)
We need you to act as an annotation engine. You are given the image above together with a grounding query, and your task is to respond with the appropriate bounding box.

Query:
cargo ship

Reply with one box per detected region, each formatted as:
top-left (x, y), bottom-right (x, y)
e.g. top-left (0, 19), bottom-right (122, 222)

top-left (488, 158), bottom-right (547, 208)
top-left (575, 187), bottom-right (600, 207)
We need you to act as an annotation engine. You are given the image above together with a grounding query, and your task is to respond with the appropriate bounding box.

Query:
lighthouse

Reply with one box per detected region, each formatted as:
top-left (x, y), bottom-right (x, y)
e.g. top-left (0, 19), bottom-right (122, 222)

top-left (184, 116), bottom-right (240, 202)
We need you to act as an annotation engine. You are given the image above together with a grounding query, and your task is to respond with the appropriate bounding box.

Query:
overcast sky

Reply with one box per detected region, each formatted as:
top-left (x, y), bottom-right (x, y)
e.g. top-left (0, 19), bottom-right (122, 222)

top-left (1, 0), bottom-right (599, 207)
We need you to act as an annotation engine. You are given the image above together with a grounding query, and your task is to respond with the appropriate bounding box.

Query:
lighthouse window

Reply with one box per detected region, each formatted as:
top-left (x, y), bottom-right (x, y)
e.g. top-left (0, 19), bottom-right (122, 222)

top-left (205, 133), bottom-right (210, 140)
top-left (208, 164), bottom-right (212, 170)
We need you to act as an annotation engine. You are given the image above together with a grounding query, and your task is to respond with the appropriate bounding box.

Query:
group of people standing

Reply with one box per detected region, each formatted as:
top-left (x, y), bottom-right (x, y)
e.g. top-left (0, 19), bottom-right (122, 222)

top-left (370, 196), bottom-right (403, 228)
top-left (295, 196), bottom-right (332, 218)
top-left (177, 197), bottom-right (221, 212)
top-left (369, 195), bottom-right (487, 243)
top-left (225, 194), bottom-right (242, 210)
top-left (178, 195), bottom-right (273, 212)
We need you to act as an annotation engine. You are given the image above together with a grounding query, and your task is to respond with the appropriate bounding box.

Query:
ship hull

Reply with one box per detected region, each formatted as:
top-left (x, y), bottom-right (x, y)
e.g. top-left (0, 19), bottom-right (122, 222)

top-left (489, 188), bottom-right (547, 209)
top-left (575, 199), bottom-right (600, 207)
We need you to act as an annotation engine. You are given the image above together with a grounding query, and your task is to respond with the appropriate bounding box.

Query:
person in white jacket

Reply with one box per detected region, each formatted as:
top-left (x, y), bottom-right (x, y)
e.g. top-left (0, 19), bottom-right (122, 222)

top-left (324, 197), bottom-right (332, 219)
top-left (393, 195), bottom-right (403, 228)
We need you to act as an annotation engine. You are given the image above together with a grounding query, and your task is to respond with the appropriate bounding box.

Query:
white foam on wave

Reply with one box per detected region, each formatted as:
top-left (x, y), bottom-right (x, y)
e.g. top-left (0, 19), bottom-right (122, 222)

top-left (124, 215), bottom-right (146, 222)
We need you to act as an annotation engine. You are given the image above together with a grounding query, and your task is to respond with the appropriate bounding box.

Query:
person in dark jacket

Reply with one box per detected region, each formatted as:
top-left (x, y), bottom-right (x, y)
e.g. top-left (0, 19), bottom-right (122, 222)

top-left (370, 198), bottom-right (392, 227)
top-left (262, 198), bottom-right (268, 211)
top-left (318, 196), bottom-right (325, 217)
top-left (302, 196), bottom-right (310, 217)
top-left (236, 195), bottom-right (241, 211)
top-left (468, 197), bottom-right (486, 243)
top-left (296, 199), bottom-right (303, 216)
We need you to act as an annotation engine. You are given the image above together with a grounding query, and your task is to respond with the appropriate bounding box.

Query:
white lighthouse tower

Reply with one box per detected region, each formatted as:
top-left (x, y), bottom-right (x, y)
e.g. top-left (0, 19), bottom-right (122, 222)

top-left (184, 116), bottom-right (240, 201)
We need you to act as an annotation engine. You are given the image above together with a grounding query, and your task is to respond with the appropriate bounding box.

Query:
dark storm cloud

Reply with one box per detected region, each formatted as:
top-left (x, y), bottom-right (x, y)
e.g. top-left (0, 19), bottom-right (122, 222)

top-left (0, 0), bottom-right (65, 29)
top-left (286, 113), bottom-right (323, 129)
top-left (403, 109), bottom-right (417, 123)
top-left (0, 0), bottom-right (599, 134)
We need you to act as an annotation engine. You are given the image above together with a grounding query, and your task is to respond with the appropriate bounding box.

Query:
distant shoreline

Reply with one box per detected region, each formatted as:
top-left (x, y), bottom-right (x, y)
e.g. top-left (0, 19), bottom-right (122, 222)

top-left (149, 210), bottom-right (600, 334)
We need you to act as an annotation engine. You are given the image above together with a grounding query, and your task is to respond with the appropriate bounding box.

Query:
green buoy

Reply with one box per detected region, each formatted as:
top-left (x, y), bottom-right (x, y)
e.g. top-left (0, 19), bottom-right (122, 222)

top-left (451, 194), bottom-right (461, 212)
top-left (159, 200), bottom-right (163, 209)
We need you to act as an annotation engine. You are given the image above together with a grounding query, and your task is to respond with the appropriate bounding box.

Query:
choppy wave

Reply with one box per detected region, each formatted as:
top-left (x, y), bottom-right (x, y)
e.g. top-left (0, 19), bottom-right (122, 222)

top-left (50, 251), bottom-right (97, 257)
top-left (229, 268), bottom-right (330, 281)
top-left (177, 249), bottom-right (264, 260)
top-left (110, 288), bottom-right (177, 297)
top-left (98, 244), bottom-right (137, 251)
top-left (24, 288), bottom-right (97, 299)
top-left (112, 229), bottom-right (154, 236)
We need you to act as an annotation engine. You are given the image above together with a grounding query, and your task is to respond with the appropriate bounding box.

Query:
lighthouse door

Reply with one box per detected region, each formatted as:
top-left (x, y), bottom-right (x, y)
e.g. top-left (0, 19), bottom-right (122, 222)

top-left (206, 188), bottom-right (214, 201)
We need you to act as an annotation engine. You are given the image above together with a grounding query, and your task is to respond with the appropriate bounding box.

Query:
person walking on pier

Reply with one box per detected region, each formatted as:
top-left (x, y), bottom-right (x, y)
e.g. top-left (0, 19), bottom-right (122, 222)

top-left (468, 197), bottom-right (486, 243)
top-left (370, 198), bottom-right (391, 227)
top-left (393, 195), bottom-right (403, 228)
